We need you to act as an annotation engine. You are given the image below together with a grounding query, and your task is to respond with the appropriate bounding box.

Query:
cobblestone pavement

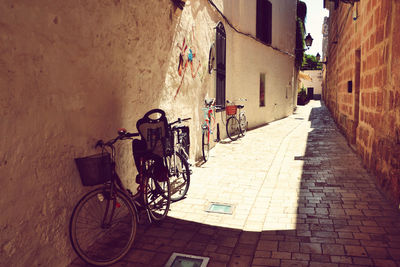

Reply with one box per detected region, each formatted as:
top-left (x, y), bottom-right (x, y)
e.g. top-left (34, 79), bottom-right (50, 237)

top-left (71, 101), bottom-right (400, 267)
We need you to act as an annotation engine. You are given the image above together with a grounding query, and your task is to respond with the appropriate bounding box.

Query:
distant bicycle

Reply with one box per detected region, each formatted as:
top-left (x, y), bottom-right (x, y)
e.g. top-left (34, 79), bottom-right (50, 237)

top-left (201, 98), bottom-right (221, 161)
top-left (225, 98), bottom-right (247, 141)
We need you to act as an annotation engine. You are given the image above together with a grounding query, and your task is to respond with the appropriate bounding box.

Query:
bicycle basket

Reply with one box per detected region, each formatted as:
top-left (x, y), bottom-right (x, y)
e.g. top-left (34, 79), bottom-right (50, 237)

top-left (74, 153), bottom-right (112, 186)
top-left (226, 105), bottom-right (237, 115)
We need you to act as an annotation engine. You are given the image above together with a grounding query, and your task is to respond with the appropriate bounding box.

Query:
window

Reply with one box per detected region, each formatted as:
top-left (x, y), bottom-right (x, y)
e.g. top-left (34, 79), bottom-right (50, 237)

top-left (260, 73), bottom-right (265, 107)
top-left (216, 22), bottom-right (226, 108)
top-left (256, 0), bottom-right (272, 45)
top-left (347, 80), bottom-right (353, 93)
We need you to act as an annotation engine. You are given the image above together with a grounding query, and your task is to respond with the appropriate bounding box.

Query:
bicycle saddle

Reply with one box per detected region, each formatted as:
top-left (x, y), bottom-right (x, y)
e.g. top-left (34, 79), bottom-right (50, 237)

top-left (237, 105), bottom-right (244, 109)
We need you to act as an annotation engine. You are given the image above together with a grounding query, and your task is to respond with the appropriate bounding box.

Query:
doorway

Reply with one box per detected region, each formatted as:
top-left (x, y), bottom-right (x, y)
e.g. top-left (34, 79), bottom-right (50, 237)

top-left (307, 87), bottom-right (314, 100)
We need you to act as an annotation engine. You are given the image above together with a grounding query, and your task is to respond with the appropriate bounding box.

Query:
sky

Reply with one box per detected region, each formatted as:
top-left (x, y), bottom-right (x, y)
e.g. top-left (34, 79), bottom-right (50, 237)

top-left (301, 0), bottom-right (330, 57)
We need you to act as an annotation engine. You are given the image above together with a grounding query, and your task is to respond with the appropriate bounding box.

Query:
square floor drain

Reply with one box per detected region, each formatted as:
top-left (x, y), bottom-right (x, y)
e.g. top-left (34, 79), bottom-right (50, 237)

top-left (164, 253), bottom-right (209, 267)
top-left (206, 202), bottom-right (234, 214)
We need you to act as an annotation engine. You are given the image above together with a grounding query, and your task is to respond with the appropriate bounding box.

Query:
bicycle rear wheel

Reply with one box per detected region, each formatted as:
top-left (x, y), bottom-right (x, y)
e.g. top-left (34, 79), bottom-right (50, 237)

top-left (226, 116), bottom-right (240, 141)
top-left (239, 112), bottom-right (247, 136)
top-left (202, 128), bottom-right (210, 162)
top-left (142, 160), bottom-right (171, 221)
top-left (166, 152), bottom-right (190, 202)
top-left (69, 187), bottom-right (137, 266)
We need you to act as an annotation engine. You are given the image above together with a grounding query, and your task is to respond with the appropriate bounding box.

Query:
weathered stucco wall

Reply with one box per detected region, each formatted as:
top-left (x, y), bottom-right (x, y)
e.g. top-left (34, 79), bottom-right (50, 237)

top-left (301, 70), bottom-right (323, 98)
top-left (0, 0), bottom-right (298, 266)
top-left (216, 0), bottom-right (297, 126)
top-left (324, 0), bottom-right (400, 206)
top-left (0, 1), bottom-right (205, 266)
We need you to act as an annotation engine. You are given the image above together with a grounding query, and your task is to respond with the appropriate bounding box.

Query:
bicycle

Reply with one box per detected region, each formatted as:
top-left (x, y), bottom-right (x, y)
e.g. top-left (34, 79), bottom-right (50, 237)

top-left (225, 98), bottom-right (248, 141)
top-left (70, 110), bottom-right (172, 266)
top-left (166, 117), bottom-right (191, 202)
top-left (201, 98), bottom-right (221, 162)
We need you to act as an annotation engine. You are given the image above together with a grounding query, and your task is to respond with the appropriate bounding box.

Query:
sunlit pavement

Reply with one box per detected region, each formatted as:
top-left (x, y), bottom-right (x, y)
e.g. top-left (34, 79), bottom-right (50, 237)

top-left (71, 100), bottom-right (400, 267)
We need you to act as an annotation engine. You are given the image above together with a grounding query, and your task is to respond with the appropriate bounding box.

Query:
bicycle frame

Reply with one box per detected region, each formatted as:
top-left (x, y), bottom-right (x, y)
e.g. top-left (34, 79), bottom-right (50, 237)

top-left (202, 105), bottom-right (217, 142)
top-left (99, 137), bottom-right (168, 224)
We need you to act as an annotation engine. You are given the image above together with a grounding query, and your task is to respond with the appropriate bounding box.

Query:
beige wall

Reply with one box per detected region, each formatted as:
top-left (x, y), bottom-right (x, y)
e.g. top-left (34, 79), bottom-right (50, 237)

top-left (0, 0), bottom-right (297, 265)
top-left (213, 0), bottom-right (297, 126)
top-left (301, 70), bottom-right (323, 98)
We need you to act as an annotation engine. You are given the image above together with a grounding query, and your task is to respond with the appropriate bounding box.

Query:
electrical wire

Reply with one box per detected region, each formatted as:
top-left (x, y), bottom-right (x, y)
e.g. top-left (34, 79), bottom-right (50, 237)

top-left (207, 0), bottom-right (296, 58)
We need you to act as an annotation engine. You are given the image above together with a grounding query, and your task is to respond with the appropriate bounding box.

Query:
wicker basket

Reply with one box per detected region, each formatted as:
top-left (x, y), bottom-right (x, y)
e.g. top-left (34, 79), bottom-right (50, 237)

top-left (75, 153), bottom-right (112, 186)
top-left (225, 105), bottom-right (237, 115)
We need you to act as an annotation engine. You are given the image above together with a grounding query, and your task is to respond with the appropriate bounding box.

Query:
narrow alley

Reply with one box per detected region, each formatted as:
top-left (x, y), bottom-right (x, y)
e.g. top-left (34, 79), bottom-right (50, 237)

top-left (70, 100), bottom-right (400, 267)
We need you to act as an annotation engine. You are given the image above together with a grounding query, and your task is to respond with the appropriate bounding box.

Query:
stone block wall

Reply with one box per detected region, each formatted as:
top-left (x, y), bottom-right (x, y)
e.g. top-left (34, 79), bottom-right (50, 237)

top-left (324, 0), bottom-right (400, 206)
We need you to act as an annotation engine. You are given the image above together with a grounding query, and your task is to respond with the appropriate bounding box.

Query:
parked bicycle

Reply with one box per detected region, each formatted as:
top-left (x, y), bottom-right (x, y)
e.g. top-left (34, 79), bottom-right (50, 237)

top-left (225, 98), bottom-right (248, 141)
top-left (201, 98), bottom-right (221, 161)
top-left (166, 117), bottom-right (191, 201)
top-left (70, 109), bottom-right (172, 266)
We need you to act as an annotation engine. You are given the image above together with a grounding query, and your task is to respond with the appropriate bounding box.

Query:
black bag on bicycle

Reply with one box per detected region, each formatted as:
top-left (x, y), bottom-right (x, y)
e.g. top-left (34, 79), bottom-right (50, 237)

top-left (133, 109), bottom-right (171, 182)
top-left (179, 125), bottom-right (190, 157)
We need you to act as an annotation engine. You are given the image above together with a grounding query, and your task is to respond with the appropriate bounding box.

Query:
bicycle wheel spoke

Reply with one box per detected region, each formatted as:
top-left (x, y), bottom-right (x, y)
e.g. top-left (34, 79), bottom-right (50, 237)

top-left (70, 188), bottom-right (137, 266)
top-left (143, 172), bottom-right (171, 220)
top-left (167, 152), bottom-right (190, 201)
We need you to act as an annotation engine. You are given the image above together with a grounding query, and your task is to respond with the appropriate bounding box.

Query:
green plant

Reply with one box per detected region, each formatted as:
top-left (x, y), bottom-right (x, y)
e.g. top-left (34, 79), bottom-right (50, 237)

top-left (295, 1), bottom-right (307, 68)
top-left (302, 54), bottom-right (322, 70)
top-left (297, 86), bottom-right (307, 105)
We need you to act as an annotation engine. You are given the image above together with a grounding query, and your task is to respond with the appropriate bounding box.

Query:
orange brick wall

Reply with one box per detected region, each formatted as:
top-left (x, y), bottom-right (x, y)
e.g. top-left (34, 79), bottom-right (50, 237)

top-left (324, 0), bottom-right (400, 206)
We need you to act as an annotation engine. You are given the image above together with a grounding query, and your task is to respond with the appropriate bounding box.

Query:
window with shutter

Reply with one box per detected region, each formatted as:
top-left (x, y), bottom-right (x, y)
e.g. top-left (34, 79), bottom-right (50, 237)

top-left (216, 22), bottom-right (226, 108)
top-left (256, 0), bottom-right (272, 45)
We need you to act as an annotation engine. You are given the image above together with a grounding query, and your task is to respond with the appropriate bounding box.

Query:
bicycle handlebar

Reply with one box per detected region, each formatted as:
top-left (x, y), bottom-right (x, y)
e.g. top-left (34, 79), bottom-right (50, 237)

top-left (169, 117), bottom-right (191, 127)
top-left (226, 98), bottom-right (247, 104)
top-left (95, 129), bottom-right (140, 149)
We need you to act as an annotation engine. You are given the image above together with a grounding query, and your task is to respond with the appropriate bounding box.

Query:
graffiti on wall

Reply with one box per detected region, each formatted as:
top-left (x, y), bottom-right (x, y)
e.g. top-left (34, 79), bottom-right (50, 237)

top-left (174, 26), bottom-right (202, 99)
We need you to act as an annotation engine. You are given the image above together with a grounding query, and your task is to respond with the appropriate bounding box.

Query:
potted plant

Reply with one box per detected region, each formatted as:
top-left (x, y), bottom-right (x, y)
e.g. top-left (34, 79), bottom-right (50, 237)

top-left (297, 86), bottom-right (308, 105)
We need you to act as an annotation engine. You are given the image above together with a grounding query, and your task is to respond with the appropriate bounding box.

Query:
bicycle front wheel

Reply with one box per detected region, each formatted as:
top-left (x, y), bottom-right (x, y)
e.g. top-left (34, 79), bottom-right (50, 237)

top-left (239, 112), bottom-right (247, 136)
top-left (166, 152), bottom-right (190, 202)
top-left (143, 161), bottom-right (171, 221)
top-left (226, 116), bottom-right (240, 141)
top-left (69, 187), bottom-right (137, 266)
top-left (202, 129), bottom-right (210, 162)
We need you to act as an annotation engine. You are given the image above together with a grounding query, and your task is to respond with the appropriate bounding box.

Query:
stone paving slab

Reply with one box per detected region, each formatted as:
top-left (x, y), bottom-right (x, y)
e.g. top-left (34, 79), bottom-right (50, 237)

top-left (70, 101), bottom-right (400, 267)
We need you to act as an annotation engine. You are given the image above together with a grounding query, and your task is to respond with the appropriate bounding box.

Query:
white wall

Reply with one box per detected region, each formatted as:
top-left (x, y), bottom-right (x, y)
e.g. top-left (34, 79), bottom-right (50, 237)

top-left (220, 0), bottom-right (298, 126)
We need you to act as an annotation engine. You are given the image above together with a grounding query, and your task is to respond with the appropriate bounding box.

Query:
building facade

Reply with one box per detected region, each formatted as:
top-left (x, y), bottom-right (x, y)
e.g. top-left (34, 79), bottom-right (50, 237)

top-left (300, 70), bottom-right (323, 100)
top-left (323, 0), bottom-right (400, 206)
top-left (0, 0), bottom-right (300, 265)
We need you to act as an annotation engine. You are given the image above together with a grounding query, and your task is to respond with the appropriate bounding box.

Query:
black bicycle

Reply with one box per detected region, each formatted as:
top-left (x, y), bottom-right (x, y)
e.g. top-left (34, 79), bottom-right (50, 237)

top-left (166, 117), bottom-right (191, 202)
top-left (70, 110), bottom-right (173, 266)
